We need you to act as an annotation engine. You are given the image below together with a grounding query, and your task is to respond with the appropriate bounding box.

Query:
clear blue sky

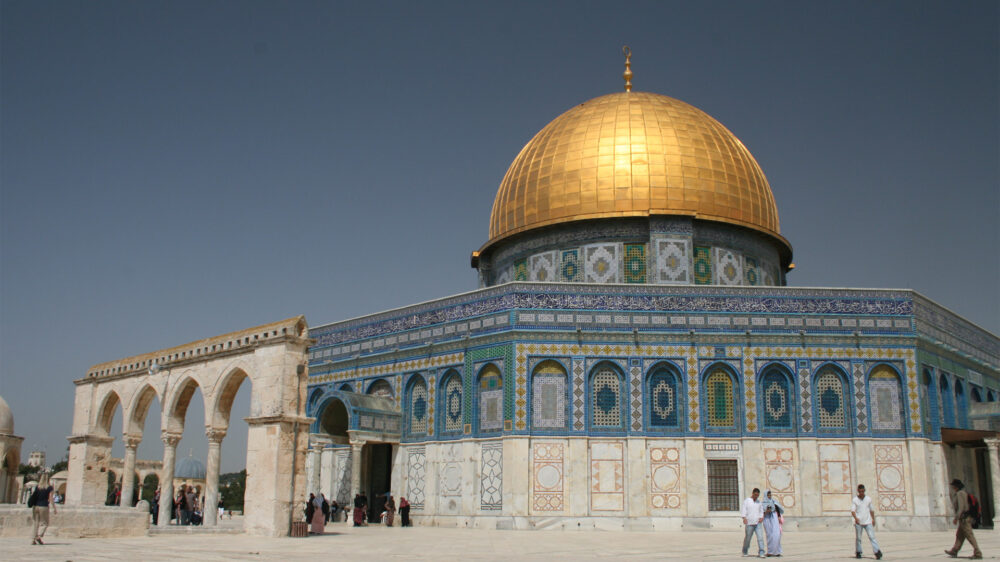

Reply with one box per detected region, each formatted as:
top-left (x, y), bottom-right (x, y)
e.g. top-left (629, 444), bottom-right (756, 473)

top-left (2, 0), bottom-right (997, 473)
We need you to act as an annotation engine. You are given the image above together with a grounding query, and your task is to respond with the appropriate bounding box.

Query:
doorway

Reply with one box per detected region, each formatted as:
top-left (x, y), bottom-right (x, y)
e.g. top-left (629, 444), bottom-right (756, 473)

top-left (975, 447), bottom-right (995, 529)
top-left (364, 443), bottom-right (393, 523)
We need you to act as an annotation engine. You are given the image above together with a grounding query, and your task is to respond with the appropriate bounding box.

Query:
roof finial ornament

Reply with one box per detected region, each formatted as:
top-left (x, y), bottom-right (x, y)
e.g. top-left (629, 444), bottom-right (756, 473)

top-left (622, 45), bottom-right (633, 92)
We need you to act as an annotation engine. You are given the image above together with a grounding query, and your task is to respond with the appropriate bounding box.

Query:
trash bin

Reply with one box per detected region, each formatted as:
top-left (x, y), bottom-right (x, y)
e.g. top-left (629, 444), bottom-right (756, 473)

top-left (290, 521), bottom-right (308, 537)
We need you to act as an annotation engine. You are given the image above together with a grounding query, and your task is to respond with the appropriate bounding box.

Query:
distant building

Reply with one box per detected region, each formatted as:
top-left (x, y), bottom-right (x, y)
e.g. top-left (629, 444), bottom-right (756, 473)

top-left (27, 450), bottom-right (45, 468)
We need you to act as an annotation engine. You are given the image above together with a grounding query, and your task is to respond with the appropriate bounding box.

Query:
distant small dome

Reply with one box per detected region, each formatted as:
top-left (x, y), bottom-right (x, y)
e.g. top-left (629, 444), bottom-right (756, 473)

top-left (0, 394), bottom-right (13, 435)
top-left (175, 456), bottom-right (206, 479)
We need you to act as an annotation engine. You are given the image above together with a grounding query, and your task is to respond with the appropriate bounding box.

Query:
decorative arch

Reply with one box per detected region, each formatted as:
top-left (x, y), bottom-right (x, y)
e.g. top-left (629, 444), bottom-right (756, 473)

top-left (955, 379), bottom-right (969, 428)
top-left (531, 360), bottom-right (568, 430)
top-left (589, 361), bottom-right (626, 431)
top-left (367, 378), bottom-right (394, 399)
top-left (126, 384), bottom-right (160, 436)
top-left (920, 367), bottom-right (937, 435)
top-left (813, 364), bottom-right (850, 433)
top-left (438, 369), bottom-right (463, 435)
top-left (939, 374), bottom-right (956, 427)
top-left (315, 395), bottom-right (350, 439)
top-left (757, 363), bottom-right (795, 432)
top-left (405, 374), bottom-right (429, 436)
top-left (972, 387), bottom-right (984, 403)
top-left (477, 364), bottom-right (504, 433)
top-left (165, 376), bottom-right (205, 434)
top-left (338, 383), bottom-right (354, 393)
top-left (868, 364), bottom-right (905, 433)
top-left (96, 389), bottom-right (124, 436)
top-left (989, 390), bottom-right (997, 403)
top-left (646, 361), bottom-right (683, 430)
top-left (702, 363), bottom-right (739, 432)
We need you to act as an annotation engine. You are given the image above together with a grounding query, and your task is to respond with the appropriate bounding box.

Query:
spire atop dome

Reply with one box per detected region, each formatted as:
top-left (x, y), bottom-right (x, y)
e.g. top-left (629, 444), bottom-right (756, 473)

top-left (622, 45), bottom-right (633, 92)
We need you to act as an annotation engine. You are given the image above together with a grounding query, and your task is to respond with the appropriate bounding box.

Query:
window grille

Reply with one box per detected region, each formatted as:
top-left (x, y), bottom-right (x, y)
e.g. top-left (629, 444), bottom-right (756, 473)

top-left (707, 459), bottom-right (739, 511)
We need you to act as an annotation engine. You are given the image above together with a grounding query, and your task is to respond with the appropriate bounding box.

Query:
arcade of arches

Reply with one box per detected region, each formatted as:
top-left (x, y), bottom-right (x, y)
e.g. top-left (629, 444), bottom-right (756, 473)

top-left (66, 317), bottom-right (312, 537)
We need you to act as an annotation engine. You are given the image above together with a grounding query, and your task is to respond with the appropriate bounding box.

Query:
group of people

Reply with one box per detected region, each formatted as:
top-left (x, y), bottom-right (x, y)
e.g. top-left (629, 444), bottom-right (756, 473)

top-left (303, 491), bottom-right (413, 533)
top-left (741, 488), bottom-right (785, 557)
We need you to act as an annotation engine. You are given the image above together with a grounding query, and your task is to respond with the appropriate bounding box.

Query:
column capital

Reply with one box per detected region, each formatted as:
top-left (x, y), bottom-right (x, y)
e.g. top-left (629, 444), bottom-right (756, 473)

top-left (205, 428), bottom-right (227, 444)
top-left (349, 439), bottom-right (366, 448)
top-left (161, 431), bottom-right (183, 447)
top-left (985, 437), bottom-right (1000, 448)
top-left (124, 434), bottom-right (143, 450)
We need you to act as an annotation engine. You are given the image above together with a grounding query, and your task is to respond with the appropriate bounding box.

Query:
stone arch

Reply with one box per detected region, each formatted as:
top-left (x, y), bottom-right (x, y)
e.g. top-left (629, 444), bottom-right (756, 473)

top-left (757, 362), bottom-right (796, 432)
top-left (530, 360), bottom-right (568, 431)
top-left (315, 396), bottom-right (350, 439)
top-left (366, 378), bottom-right (394, 399)
top-left (867, 363), bottom-right (905, 434)
top-left (338, 383), bottom-right (353, 393)
top-left (126, 383), bottom-right (160, 436)
top-left (813, 363), bottom-right (851, 434)
top-left (701, 362), bottom-right (740, 433)
top-left (211, 367), bottom-right (252, 430)
top-left (589, 360), bottom-right (626, 432)
top-left (165, 375), bottom-right (206, 434)
top-left (95, 388), bottom-right (124, 436)
top-left (645, 360), bottom-right (684, 431)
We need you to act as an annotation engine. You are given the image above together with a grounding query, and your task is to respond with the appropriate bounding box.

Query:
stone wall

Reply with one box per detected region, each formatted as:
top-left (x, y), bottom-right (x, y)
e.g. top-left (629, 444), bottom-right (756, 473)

top-left (0, 504), bottom-right (149, 538)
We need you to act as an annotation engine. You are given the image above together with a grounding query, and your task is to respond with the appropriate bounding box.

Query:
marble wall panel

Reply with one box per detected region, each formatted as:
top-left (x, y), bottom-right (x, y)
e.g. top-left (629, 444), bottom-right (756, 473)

top-left (480, 441), bottom-right (502, 511)
top-left (407, 446), bottom-right (426, 510)
top-left (818, 442), bottom-right (852, 512)
top-left (590, 441), bottom-right (625, 512)
top-left (532, 441), bottom-right (565, 513)
top-left (764, 446), bottom-right (797, 511)
top-left (874, 443), bottom-right (907, 512)
top-left (649, 446), bottom-right (683, 510)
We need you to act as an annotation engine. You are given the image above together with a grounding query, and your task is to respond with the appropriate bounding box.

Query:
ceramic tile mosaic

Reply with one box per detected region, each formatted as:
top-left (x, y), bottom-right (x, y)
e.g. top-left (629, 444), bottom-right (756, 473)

top-left (584, 243), bottom-right (620, 283)
top-left (572, 357), bottom-right (586, 430)
top-left (479, 365), bottom-right (504, 431)
top-left (590, 441), bottom-right (625, 511)
top-left (495, 267), bottom-right (512, 285)
top-left (874, 443), bottom-right (907, 511)
top-left (648, 367), bottom-right (680, 427)
top-left (693, 246), bottom-right (712, 285)
top-left (714, 248), bottom-right (743, 285)
top-left (529, 251), bottom-right (557, 282)
top-left (480, 441), bottom-right (503, 511)
top-left (407, 446), bottom-right (426, 510)
top-left (744, 256), bottom-right (760, 286)
top-left (687, 354), bottom-right (700, 432)
top-left (870, 366), bottom-right (903, 431)
top-left (427, 373), bottom-right (436, 435)
top-left (532, 441), bottom-right (565, 512)
top-left (532, 361), bottom-right (567, 429)
top-left (442, 373), bottom-right (463, 433)
top-left (591, 368), bottom-right (623, 429)
top-left (939, 375), bottom-right (954, 427)
top-left (761, 370), bottom-right (793, 429)
top-left (623, 243), bottom-right (647, 284)
top-left (654, 237), bottom-right (691, 284)
top-left (816, 368), bottom-right (847, 430)
top-left (559, 249), bottom-right (582, 282)
top-left (764, 447), bottom-right (797, 510)
top-left (368, 378), bottom-right (394, 399)
top-left (853, 362), bottom-right (868, 433)
top-left (629, 361), bottom-right (643, 431)
top-left (903, 350), bottom-right (921, 433)
top-left (705, 370), bottom-right (735, 427)
top-left (818, 442), bottom-right (852, 512)
top-left (649, 447), bottom-right (682, 509)
top-left (409, 379), bottom-right (428, 435)
top-left (513, 258), bottom-right (528, 281)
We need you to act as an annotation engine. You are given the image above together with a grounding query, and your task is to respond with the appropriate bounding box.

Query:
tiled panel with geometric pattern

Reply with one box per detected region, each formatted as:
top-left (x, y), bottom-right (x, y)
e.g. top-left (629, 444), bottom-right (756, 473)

top-left (764, 447), bottom-right (797, 510)
top-left (584, 243), bottom-right (620, 283)
top-left (693, 246), bottom-right (712, 285)
top-left (654, 237), bottom-right (691, 284)
top-left (532, 441), bottom-right (565, 513)
top-left (532, 361), bottom-right (567, 429)
top-left (818, 442), bottom-right (852, 512)
top-left (649, 446), bottom-right (683, 510)
top-left (560, 249), bottom-right (582, 282)
top-left (480, 441), bottom-right (503, 511)
top-left (590, 441), bottom-right (625, 511)
top-left (623, 244), bottom-right (646, 284)
top-left (874, 443), bottom-right (907, 511)
top-left (714, 247), bottom-right (743, 285)
top-left (529, 251), bottom-right (557, 282)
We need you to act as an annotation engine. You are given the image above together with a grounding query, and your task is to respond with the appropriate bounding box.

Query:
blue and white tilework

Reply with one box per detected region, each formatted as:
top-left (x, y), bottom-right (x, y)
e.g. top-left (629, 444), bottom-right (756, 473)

top-left (584, 243), bottom-right (620, 283)
top-left (442, 373), bottom-right (463, 433)
top-left (529, 251), bottom-right (558, 282)
top-left (654, 237), bottom-right (691, 284)
top-left (572, 357), bottom-right (585, 430)
top-left (853, 362), bottom-right (868, 433)
top-left (479, 365), bottom-right (504, 432)
top-left (531, 361), bottom-right (567, 429)
top-left (713, 247), bottom-right (743, 286)
top-left (409, 379), bottom-right (428, 435)
top-left (591, 367), bottom-right (623, 429)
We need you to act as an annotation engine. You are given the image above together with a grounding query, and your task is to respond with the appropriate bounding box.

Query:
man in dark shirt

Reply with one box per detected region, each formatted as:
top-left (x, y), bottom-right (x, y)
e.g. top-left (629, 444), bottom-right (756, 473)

top-left (31, 475), bottom-right (57, 545)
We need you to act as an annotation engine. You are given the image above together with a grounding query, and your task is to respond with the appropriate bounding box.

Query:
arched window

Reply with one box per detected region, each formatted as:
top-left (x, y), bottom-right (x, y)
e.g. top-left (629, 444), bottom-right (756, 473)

top-left (939, 375), bottom-right (955, 427)
top-left (955, 381), bottom-right (969, 429)
top-left (815, 366), bottom-right (849, 432)
top-left (368, 378), bottom-right (394, 399)
top-left (531, 360), bottom-right (567, 430)
top-left (920, 368), bottom-right (935, 435)
top-left (590, 363), bottom-right (625, 430)
top-left (647, 364), bottom-right (682, 429)
top-left (439, 370), bottom-right (463, 435)
top-left (704, 367), bottom-right (736, 430)
top-left (759, 366), bottom-right (794, 431)
top-left (407, 376), bottom-right (428, 436)
top-left (478, 365), bottom-right (504, 432)
top-left (972, 388), bottom-right (983, 403)
top-left (869, 365), bottom-right (904, 433)
top-left (338, 383), bottom-right (354, 393)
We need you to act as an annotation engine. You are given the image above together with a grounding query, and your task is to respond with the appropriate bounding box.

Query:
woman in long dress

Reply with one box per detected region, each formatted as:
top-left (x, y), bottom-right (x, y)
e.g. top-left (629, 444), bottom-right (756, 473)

top-left (384, 495), bottom-right (396, 527)
top-left (310, 493), bottom-right (325, 534)
top-left (761, 490), bottom-right (784, 556)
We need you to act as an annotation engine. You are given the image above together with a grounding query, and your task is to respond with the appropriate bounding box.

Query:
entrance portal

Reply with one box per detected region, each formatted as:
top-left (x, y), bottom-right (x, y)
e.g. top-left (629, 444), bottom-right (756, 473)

top-left (364, 443), bottom-right (392, 523)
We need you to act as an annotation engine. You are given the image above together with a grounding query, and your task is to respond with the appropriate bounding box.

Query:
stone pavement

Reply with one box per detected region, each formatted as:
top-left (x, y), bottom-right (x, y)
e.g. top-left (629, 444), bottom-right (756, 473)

top-left (2, 522), bottom-right (998, 560)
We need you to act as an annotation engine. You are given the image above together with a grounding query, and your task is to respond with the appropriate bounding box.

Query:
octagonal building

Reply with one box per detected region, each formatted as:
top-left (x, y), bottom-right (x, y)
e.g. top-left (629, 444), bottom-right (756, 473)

top-left (303, 80), bottom-right (1000, 531)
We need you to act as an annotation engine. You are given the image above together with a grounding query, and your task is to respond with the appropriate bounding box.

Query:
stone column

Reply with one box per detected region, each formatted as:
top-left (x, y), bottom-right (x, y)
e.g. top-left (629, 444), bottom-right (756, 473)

top-left (158, 432), bottom-right (182, 526)
top-left (308, 445), bottom-right (323, 495)
top-left (243, 414), bottom-right (311, 537)
top-left (65, 433), bottom-right (113, 505)
top-left (203, 428), bottom-right (226, 527)
top-left (119, 434), bottom-right (142, 508)
top-left (350, 439), bottom-right (364, 498)
top-left (985, 438), bottom-right (1000, 524)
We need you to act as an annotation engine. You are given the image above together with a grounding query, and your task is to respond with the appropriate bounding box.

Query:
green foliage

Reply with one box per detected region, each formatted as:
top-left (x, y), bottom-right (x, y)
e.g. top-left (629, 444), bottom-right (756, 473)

top-left (141, 473), bottom-right (159, 503)
top-left (50, 460), bottom-right (68, 473)
top-left (18, 463), bottom-right (40, 477)
top-left (219, 469), bottom-right (246, 511)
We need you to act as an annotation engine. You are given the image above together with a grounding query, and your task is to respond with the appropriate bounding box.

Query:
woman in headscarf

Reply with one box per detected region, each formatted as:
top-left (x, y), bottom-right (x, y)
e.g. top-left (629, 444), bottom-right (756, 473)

top-left (761, 490), bottom-right (784, 556)
top-left (384, 495), bottom-right (396, 527)
top-left (399, 496), bottom-right (411, 527)
top-left (310, 492), bottom-right (326, 534)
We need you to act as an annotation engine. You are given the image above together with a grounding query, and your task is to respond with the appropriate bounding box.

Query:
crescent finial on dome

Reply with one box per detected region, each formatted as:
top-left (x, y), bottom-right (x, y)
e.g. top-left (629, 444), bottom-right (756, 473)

top-left (622, 45), bottom-right (633, 92)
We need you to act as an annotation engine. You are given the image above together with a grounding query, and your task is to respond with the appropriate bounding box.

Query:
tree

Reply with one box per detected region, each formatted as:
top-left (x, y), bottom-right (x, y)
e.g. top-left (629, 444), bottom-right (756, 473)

top-left (18, 463), bottom-right (40, 478)
top-left (50, 460), bottom-right (68, 473)
top-left (219, 469), bottom-right (246, 512)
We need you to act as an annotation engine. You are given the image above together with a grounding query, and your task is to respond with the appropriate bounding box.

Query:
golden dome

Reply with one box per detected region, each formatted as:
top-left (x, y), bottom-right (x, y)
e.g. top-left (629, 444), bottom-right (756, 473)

top-left (486, 92), bottom-right (788, 252)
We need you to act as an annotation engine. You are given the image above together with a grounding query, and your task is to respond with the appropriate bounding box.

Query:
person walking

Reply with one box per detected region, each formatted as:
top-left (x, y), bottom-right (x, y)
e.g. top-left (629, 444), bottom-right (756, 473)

top-left (29, 474), bottom-right (57, 545)
top-left (945, 479), bottom-right (982, 559)
top-left (761, 490), bottom-right (783, 557)
top-left (399, 496), bottom-right (411, 527)
top-left (310, 493), bottom-right (325, 534)
top-left (741, 487), bottom-right (765, 558)
top-left (353, 493), bottom-right (365, 527)
top-left (384, 495), bottom-right (396, 527)
top-left (851, 484), bottom-right (883, 559)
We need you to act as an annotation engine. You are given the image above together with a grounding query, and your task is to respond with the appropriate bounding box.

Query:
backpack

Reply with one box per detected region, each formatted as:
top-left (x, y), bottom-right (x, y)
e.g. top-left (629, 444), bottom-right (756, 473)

top-left (27, 488), bottom-right (37, 508)
top-left (967, 493), bottom-right (983, 529)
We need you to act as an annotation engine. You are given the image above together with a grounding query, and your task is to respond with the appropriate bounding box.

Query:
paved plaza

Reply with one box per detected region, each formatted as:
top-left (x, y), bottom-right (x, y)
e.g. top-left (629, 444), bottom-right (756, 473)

top-left (2, 522), bottom-right (999, 561)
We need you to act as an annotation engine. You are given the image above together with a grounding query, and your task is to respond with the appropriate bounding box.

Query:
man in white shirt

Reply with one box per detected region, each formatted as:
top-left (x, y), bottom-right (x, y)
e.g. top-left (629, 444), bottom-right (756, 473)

top-left (851, 484), bottom-right (883, 559)
top-left (741, 487), bottom-right (765, 557)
